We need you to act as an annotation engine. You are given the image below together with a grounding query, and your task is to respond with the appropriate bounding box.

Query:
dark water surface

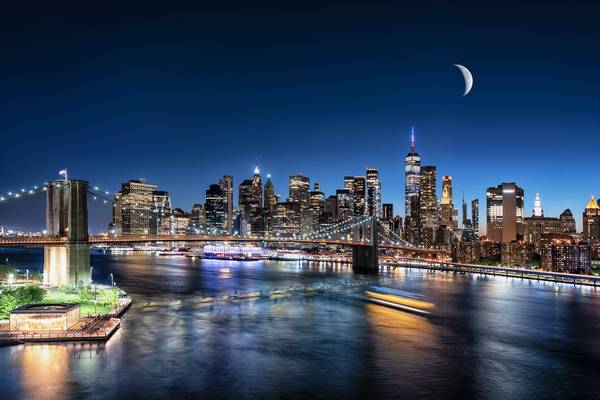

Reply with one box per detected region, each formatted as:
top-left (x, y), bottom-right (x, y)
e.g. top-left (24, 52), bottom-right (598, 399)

top-left (1, 249), bottom-right (599, 399)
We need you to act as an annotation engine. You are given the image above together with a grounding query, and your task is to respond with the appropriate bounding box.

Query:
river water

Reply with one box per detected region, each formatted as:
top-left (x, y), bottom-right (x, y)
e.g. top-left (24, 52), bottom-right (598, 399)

top-left (1, 248), bottom-right (599, 399)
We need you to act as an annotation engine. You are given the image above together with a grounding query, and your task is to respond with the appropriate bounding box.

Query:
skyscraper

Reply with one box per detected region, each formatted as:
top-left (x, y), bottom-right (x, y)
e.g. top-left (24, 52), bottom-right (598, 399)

top-left (352, 176), bottom-right (366, 216)
top-left (559, 209), bottom-right (576, 234)
top-left (114, 179), bottom-right (158, 235)
top-left (219, 175), bottom-right (233, 234)
top-left (343, 176), bottom-right (354, 191)
top-left (404, 126), bottom-right (421, 229)
top-left (583, 196), bottom-right (600, 241)
top-left (471, 198), bottom-right (479, 235)
top-left (486, 182), bottom-right (524, 242)
top-left (523, 194), bottom-right (562, 249)
top-left (288, 175), bottom-right (310, 209)
top-left (440, 176), bottom-right (453, 227)
top-left (533, 193), bottom-right (543, 217)
top-left (336, 189), bottom-right (353, 220)
top-left (205, 184), bottom-right (225, 230)
top-left (382, 203), bottom-right (394, 235)
top-left (325, 195), bottom-right (337, 221)
top-left (309, 183), bottom-right (325, 216)
top-left (238, 167), bottom-right (263, 232)
top-left (251, 166), bottom-right (263, 210)
top-left (263, 174), bottom-right (277, 212)
top-left (366, 168), bottom-right (381, 217)
top-left (382, 203), bottom-right (394, 220)
top-left (419, 165), bottom-right (438, 246)
top-left (150, 190), bottom-right (171, 235)
top-left (461, 195), bottom-right (468, 228)
top-left (190, 203), bottom-right (206, 232)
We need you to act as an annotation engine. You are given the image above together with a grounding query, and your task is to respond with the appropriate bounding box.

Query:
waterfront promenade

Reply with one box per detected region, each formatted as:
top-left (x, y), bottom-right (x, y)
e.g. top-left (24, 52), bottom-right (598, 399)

top-left (382, 257), bottom-right (600, 286)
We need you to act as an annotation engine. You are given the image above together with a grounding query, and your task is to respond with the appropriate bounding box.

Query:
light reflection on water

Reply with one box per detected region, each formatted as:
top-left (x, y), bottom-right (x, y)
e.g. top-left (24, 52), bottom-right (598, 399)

top-left (0, 250), bottom-right (600, 399)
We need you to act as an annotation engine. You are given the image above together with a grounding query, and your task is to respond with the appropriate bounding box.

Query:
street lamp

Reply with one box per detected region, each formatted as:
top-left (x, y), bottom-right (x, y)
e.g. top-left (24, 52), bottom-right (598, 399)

top-left (110, 273), bottom-right (114, 287)
top-left (89, 267), bottom-right (94, 284)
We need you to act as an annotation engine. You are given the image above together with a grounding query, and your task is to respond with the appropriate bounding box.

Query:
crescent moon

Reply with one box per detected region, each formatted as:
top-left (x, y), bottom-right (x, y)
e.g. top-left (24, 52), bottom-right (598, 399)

top-left (454, 64), bottom-right (473, 96)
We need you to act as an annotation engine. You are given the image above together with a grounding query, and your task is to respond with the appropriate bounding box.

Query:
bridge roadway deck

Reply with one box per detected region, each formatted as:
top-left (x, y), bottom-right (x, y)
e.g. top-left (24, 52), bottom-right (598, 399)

top-left (0, 235), bottom-right (449, 255)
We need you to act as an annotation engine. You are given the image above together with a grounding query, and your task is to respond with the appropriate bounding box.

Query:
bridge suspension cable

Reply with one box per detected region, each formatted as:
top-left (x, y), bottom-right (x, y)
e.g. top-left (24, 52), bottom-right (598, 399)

top-left (300, 215), bottom-right (372, 241)
top-left (0, 182), bottom-right (49, 203)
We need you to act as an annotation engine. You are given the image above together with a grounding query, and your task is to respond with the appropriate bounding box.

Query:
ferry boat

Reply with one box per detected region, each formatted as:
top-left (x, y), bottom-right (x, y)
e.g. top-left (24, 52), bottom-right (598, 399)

top-left (203, 244), bottom-right (266, 261)
top-left (364, 286), bottom-right (435, 315)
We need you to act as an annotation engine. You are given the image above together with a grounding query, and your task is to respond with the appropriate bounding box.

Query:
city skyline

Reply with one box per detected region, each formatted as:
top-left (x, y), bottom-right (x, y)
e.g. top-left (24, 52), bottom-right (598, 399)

top-left (0, 150), bottom-right (597, 236)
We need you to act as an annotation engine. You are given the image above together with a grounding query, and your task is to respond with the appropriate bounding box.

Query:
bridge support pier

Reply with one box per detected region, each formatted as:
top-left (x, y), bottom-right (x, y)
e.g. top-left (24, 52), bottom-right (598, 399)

top-left (352, 217), bottom-right (379, 273)
top-left (352, 244), bottom-right (378, 273)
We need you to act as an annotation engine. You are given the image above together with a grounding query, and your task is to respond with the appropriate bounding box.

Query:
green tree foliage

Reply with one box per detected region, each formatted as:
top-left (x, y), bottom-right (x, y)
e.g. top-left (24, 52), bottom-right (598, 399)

top-left (0, 292), bottom-right (18, 319)
top-left (14, 285), bottom-right (46, 304)
top-left (31, 272), bottom-right (44, 282)
top-left (0, 285), bottom-right (46, 320)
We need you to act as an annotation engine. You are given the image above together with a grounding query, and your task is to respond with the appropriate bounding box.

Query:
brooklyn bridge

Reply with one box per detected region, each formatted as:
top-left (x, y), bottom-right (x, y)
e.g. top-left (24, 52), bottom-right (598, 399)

top-left (0, 178), bottom-right (450, 285)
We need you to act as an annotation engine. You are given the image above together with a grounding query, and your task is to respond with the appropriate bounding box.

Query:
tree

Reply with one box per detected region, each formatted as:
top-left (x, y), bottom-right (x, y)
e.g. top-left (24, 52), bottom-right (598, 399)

top-left (0, 290), bottom-right (18, 319)
top-left (14, 285), bottom-right (46, 304)
top-left (31, 272), bottom-right (44, 282)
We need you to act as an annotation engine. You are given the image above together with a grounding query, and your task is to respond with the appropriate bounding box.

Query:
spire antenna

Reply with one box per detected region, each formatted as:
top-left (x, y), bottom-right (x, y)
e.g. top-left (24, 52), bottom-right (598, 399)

top-left (410, 126), bottom-right (415, 155)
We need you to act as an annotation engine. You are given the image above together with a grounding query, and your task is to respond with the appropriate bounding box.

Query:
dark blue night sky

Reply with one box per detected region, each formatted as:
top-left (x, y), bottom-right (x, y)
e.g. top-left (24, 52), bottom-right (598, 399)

top-left (1, 1), bottom-right (599, 232)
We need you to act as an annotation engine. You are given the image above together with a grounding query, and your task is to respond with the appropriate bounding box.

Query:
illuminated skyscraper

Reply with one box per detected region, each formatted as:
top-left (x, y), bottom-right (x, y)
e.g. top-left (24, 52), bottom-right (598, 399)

top-left (382, 203), bottom-right (394, 220)
top-left (190, 203), bottom-right (206, 232)
top-left (263, 174), bottom-right (277, 212)
top-left (336, 189), bottom-right (353, 220)
top-left (462, 195), bottom-right (468, 228)
top-left (114, 179), bottom-right (158, 235)
top-left (238, 166), bottom-right (263, 232)
top-left (440, 176), bottom-right (453, 227)
top-left (583, 196), bottom-right (600, 241)
top-left (471, 198), bottom-right (479, 235)
top-left (288, 175), bottom-right (310, 209)
top-left (151, 190), bottom-right (171, 235)
top-left (205, 184), bottom-right (225, 230)
top-left (366, 168), bottom-right (381, 217)
top-left (251, 166), bottom-right (263, 210)
top-left (404, 126), bottom-right (421, 224)
top-left (419, 165), bottom-right (438, 246)
top-left (352, 176), bottom-right (366, 216)
top-left (344, 176), bottom-right (354, 191)
top-left (559, 209), bottom-right (576, 234)
top-left (486, 182), bottom-right (524, 242)
top-left (533, 193), bottom-right (543, 217)
top-left (219, 175), bottom-right (233, 234)
top-left (325, 195), bottom-right (337, 221)
top-left (309, 183), bottom-right (325, 216)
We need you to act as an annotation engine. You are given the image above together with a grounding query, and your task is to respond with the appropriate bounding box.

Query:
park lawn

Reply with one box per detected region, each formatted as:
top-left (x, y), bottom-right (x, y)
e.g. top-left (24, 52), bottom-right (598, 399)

top-left (80, 303), bottom-right (113, 316)
top-left (43, 288), bottom-right (117, 317)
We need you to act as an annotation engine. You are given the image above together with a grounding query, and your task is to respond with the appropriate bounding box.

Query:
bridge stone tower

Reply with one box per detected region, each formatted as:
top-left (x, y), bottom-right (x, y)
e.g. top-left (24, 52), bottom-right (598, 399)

top-left (45, 179), bottom-right (90, 287)
top-left (352, 217), bottom-right (379, 273)
top-left (46, 180), bottom-right (89, 243)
